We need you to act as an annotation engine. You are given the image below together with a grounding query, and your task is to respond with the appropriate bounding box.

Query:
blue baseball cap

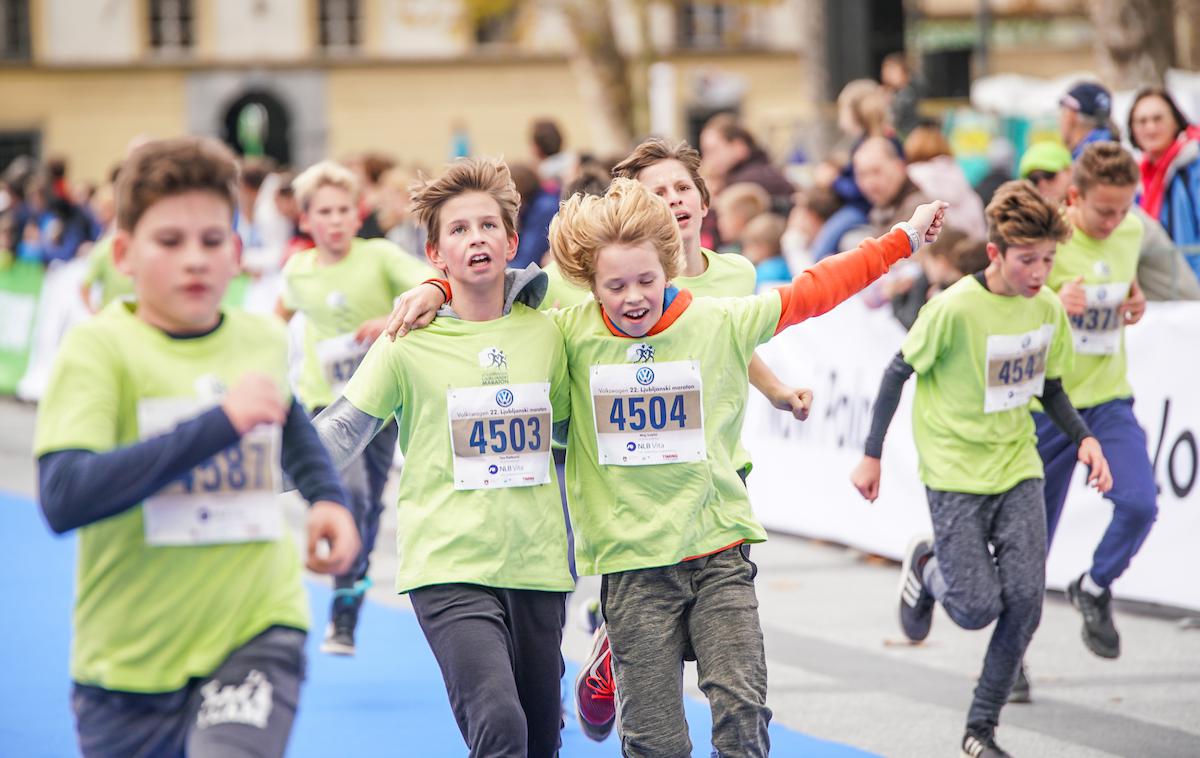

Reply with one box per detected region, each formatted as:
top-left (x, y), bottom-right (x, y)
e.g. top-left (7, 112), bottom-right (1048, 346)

top-left (1060, 82), bottom-right (1112, 119)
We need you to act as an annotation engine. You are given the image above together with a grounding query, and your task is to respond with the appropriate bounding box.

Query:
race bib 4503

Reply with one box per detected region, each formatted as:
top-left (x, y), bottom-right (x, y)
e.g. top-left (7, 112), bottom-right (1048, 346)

top-left (447, 383), bottom-right (553, 490)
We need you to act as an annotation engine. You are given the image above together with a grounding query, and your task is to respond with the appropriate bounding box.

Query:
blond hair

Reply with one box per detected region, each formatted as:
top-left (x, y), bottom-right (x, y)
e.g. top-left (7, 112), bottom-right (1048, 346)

top-left (410, 157), bottom-right (520, 243)
top-left (714, 183), bottom-right (770, 224)
top-left (741, 212), bottom-right (786, 256)
top-left (838, 79), bottom-right (892, 137)
top-left (550, 178), bottom-right (682, 289)
top-left (985, 180), bottom-right (1072, 252)
top-left (292, 160), bottom-right (360, 211)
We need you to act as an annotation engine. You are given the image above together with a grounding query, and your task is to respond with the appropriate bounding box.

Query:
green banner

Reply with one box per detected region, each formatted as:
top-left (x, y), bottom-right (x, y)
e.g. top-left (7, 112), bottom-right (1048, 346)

top-left (0, 260), bottom-right (44, 395)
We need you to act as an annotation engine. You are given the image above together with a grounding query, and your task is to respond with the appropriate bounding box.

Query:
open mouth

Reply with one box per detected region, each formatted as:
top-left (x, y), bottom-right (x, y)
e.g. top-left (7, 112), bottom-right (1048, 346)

top-left (624, 308), bottom-right (649, 321)
top-left (468, 253), bottom-right (492, 267)
top-left (674, 211), bottom-right (691, 224)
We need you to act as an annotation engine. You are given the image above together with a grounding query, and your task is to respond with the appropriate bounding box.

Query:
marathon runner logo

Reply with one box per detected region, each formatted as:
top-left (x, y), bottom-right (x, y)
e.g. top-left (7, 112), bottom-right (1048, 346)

top-left (196, 669), bottom-right (274, 730)
top-left (194, 374), bottom-right (227, 403)
top-left (627, 342), bottom-right (655, 363)
top-left (478, 346), bottom-right (510, 385)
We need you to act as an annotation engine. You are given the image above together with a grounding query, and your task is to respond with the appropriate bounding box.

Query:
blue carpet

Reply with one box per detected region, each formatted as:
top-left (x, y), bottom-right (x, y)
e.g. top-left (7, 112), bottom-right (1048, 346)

top-left (1, 492), bottom-right (874, 757)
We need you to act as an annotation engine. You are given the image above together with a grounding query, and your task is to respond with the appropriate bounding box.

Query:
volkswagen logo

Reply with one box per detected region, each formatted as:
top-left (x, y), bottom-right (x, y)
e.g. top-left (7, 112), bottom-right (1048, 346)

top-left (495, 389), bottom-right (514, 407)
top-left (635, 367), bottom-right (655, 386)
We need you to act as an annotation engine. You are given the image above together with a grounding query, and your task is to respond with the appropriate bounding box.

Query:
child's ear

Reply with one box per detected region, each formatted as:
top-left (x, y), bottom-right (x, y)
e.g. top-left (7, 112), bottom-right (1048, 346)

top-left (504, 232), bottom-right (519, 263)
top-left (298, 212), bottom-right (311, 235)
top-left (112, 231), bottom-right (133, 276)
top-left (425, 241), bottom-right (447, 273)
top-left (985, 242), bottom-right (1002, 263)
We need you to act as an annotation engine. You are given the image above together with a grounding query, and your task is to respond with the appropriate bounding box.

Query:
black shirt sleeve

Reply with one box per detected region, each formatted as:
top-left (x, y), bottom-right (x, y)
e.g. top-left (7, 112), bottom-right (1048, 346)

top-left (37, 407), bottom-right (241, 534)
top-left (1036, 377), bottom-right (1094, 446)
top-left (864, 351), bottom-right (916, 459)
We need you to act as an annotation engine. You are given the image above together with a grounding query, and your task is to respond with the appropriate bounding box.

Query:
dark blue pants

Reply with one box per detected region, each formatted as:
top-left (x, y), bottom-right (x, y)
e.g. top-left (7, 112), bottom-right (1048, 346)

top-left (1034, 397), bottom-right (1158, 589)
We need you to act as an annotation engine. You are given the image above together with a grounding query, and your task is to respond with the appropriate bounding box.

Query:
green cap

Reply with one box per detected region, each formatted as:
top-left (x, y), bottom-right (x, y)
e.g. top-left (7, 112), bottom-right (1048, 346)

top-left (1018, 141), bottom-right (1072, 179)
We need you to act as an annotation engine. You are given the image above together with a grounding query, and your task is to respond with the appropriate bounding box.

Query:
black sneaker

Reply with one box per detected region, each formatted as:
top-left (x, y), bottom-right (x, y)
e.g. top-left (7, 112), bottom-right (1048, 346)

top-left (961, 728), bottom-right (1012, 757)
top-left (1007, 662), bottom-right (1031, 704)
top-left (321, 589), bottom-right (364, 656)
top-left (1067, 574), bottom-right (1120, 659)
top-left (898, 536), bottom-right (935, 642)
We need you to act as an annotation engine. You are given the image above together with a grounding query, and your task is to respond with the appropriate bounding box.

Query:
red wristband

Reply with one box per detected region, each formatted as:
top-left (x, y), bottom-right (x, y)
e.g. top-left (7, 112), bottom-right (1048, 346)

top-left (422, 278), bottom-right (452, 304)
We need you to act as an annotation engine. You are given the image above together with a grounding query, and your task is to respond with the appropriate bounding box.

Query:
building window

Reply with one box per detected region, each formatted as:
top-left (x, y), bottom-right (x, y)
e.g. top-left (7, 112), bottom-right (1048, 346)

top-left (473, 6), bottom-right (518, 46)
top-left (319, 0), bottom-right (361, 52)
top-left (676, 1), bottom-right (747, 50)
top-left (149, 0), bottom-right (194, 55)
top-left (0, 0), bottom-right (31, 61)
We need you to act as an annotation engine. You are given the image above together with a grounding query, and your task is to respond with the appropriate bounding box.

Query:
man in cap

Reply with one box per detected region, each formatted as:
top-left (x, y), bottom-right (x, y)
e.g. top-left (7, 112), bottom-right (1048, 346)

top-left (1059, 82), bottom-right (1118, 159)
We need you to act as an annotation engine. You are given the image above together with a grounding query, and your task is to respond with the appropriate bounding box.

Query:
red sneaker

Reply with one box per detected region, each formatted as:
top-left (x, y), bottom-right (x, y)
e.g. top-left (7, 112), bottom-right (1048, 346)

top-left (574, 623), bottom-right (616, 742)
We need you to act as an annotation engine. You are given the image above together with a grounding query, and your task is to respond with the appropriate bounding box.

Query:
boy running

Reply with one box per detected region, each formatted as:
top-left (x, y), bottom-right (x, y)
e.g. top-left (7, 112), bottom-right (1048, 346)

top-left (34, 137), bottom-right (359, 758)
top-left (313, 158), bottom-right (574, 758)
top-left (275, 160), bottom-right (434, 655)
top-left (850, 180), bottom-right (1113, 757)
top-left (1031, 142), bottom-right (1158, 671)
top-left (389, 177), bottom-right (945, 757)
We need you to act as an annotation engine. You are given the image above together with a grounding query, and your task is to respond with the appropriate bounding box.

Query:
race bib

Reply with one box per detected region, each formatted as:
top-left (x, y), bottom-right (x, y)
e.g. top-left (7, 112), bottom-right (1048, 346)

top-left (138, 398), bottom-right (283, 546)
top-left (316, 333), bottom-right (370, 396)
top-left (1069, 282), bottom-right (1129, 355)
top-left (447, 383), bottom-right (553, 490)
top-left (590, 360), bottom-right (705, 466)
top-left (983, 325), bottom-right (1054, 414)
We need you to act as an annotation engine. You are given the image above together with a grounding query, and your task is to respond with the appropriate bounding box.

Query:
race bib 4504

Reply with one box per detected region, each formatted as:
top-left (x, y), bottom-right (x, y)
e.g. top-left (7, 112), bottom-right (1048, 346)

top-left (590, 360), bottom-right (705, 466)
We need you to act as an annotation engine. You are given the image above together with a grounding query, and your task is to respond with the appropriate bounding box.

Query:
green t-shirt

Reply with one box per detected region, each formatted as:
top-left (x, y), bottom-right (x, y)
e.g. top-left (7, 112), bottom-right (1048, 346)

top-left (541, 261), bottom-right (593, 310)
top-left (552, 292), bottom-right (781, 576)
top-left (675, 247), bottom-right (758, 298)
top-left (676, 248), bottom-right (759, 473)
top-left (901, 276), bottom-right (1075, 495)
top-left (342, 303), bottom-right (574, 593)
top-left (282, 237), bottom-right (435, 410)
top-left (81, 236), bottom-right (134, 309)
top-left (33, 301), bottom-right (308, 693)
top-left (1047, 212), bottom-right (1142, 408)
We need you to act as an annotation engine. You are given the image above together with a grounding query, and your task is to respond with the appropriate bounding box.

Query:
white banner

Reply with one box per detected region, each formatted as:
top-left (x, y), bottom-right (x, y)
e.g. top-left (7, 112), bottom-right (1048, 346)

top-left (744, 297), bottom-right (1200, 611)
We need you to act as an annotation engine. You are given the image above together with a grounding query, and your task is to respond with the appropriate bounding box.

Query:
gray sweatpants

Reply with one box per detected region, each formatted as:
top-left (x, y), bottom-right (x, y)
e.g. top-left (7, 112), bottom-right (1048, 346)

top-left (72, 625), bottom-right (306, 758)
top-left (601, 544), bottom-right (771, 758)
top-left (923, 478), bottom-right (1047, 732)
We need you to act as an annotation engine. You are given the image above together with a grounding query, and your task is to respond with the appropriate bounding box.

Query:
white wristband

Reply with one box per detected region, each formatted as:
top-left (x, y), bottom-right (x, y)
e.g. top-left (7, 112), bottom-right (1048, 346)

top-left (891, 221), bottom-right (921, 253)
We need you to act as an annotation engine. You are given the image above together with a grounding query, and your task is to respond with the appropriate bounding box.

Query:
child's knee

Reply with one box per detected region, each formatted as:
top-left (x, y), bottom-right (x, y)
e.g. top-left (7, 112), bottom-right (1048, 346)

top-left (945, 589), bottom-right (1003, 630)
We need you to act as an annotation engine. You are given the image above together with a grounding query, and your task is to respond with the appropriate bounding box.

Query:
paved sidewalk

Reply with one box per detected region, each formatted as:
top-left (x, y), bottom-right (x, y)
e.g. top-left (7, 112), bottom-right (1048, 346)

top-left (5, 398), bottom-right (1197, 756)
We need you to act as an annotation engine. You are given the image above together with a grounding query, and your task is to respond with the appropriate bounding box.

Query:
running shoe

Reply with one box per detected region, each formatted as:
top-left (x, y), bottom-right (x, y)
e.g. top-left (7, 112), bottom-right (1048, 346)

top-left (1067, 574), bottom-right (1120, 659)
top-left (898, 536), bottom-right (936, 642)
top-left (574, 623), bottom-right (616, 742)
top-left (1007, 662), bottom-right (1031, 704)
top-left (320, 581), bottom-right (368, 656)
top-left (961, 728), bottom-right (1013, 757)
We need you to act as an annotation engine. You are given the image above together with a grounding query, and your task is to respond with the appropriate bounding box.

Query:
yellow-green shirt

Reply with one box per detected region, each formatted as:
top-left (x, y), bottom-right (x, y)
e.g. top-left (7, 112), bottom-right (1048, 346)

top-left (902, 275), bottom-right (1075, 494)
top-left (33, 302), bottom-right (308, 693)
top-left (343, 303), bottom-right (574, 593)
top-left (1047, 212), bottom-right (1142, 408)
top-left (81, 236), bottom-right (134, 309)
top-left (282, 238), bottom-right (435, 410)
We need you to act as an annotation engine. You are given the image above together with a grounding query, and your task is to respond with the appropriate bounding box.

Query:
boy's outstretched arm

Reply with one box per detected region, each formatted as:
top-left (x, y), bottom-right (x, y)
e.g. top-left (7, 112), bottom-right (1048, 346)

top-left (775, 202), bottom-right (947, 334)
top-left (748, 353), bottom-right (812, 421)
top-left (38, 373), bottom-right (287, 534)
top-left (850, 351), bottom-right (915, 502)
top-left (312, 396), bottom-right (390, 471)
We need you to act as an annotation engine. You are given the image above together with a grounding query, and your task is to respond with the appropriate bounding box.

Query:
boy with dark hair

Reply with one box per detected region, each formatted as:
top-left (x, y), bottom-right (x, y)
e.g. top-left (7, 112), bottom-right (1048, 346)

top-left (35, 136), bottom-right (358, 758)
top-left (851, 180), bottom-right (1113, 757)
